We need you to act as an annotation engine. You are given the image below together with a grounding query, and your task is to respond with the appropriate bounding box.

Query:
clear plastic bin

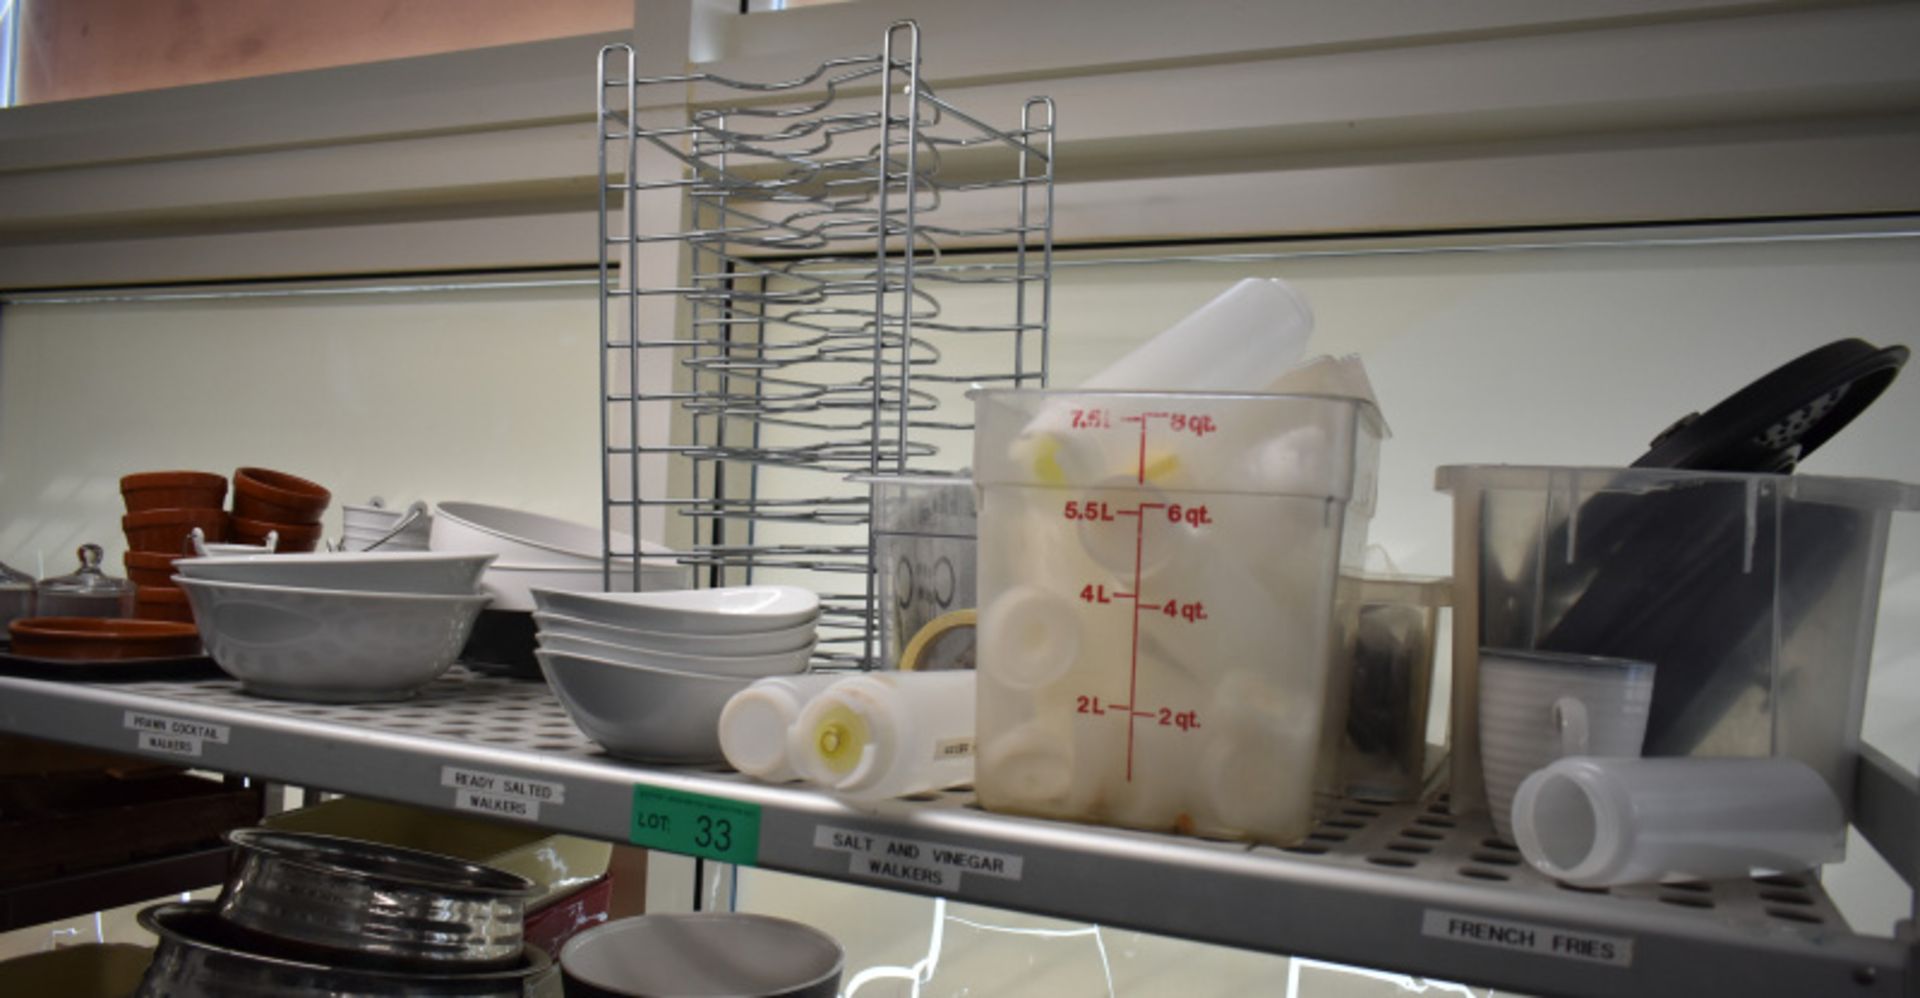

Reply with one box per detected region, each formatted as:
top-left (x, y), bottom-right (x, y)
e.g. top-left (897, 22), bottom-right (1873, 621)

top-left (1339, 573), bottom-right (1451, 801)
top-left (861, 474), bottom-right (978, 670)
top-left (972, 390), bottom-right (1384, 845)
top-left (1437, 465), bottom-right (1920, 819)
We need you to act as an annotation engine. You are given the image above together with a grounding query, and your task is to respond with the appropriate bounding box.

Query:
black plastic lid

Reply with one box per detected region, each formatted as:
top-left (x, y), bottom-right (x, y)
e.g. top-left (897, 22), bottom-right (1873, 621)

top-left (1634, 338), bottom-right (1908, 472)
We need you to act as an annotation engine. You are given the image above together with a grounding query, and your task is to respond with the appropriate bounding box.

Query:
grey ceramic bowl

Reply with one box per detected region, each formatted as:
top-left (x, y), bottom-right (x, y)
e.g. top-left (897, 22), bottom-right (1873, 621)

top-left (559, 914), bottom-right (842, 998)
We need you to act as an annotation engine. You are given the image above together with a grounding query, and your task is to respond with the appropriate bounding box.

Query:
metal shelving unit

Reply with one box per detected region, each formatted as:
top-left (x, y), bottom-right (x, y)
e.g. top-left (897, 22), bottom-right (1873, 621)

top-left (0, 668), bottom-right (1909, 997)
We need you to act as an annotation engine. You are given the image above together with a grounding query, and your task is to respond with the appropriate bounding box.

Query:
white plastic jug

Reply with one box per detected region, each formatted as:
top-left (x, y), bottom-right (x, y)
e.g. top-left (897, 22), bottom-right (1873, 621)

top-left (1510, 756), bottom-right (1845, 887)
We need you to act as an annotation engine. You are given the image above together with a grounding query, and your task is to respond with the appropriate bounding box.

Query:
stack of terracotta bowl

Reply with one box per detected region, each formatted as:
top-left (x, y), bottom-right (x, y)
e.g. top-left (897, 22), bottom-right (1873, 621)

top-left (121, 471), bottom-right (230, 623)
top-left (230, 467), bottom-right (330, 554)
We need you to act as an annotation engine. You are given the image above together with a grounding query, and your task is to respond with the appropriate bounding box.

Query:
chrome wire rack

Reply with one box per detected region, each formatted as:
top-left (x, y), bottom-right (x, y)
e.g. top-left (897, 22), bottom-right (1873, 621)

top-left (597, 21), bottom-right (1054, 664)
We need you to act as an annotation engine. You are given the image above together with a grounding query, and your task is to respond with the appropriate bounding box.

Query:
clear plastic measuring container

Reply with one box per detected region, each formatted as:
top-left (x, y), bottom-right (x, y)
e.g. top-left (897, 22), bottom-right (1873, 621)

top-left (972, 390), bottom-right (1384, 845)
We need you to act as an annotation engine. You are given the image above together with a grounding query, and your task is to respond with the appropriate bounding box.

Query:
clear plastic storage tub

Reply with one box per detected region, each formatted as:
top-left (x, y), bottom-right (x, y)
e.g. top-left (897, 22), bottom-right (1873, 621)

top-left (1437, 465), bottom-right (1920, 818)
top-left (1339, 573), bottom-right (1451, 802)
top-left (862, 474), bottom-right (978, 670)
top-left (972, 390), bottom-right (1384, 845)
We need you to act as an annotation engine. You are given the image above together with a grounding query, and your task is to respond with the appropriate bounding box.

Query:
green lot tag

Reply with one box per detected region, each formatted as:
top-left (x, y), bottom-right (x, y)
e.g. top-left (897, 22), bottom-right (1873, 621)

top-left (630, 786), bottom-right (761, 866)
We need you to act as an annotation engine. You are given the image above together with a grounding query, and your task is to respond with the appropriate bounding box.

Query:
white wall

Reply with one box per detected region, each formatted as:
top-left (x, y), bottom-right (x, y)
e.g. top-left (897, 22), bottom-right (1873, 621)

top-left (0, 284), bottom-right (600, 576)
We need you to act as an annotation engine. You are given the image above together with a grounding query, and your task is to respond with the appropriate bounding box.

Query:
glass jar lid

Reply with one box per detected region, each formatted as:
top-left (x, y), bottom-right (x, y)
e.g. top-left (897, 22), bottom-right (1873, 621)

top-left (37, 544), bottom-right (134, 598)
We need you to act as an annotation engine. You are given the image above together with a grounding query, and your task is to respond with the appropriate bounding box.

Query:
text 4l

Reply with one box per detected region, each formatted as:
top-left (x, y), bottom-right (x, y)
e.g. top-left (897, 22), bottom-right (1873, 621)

top-left (1079, 584), bottom-right (1120, 604)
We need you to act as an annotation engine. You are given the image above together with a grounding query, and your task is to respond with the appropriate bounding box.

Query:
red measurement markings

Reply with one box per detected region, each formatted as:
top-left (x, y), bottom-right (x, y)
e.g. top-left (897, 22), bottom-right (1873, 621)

top-left (1166, 503), bottom-right (1212, 527)
top-left (1127, 491), bottom-right (1144, 778)
top-left (1159, 708), bottom-right (1202, 731)
top-left (1077, 584), bottom-right (1136, 604)
top-left (1167, 413), bottom-right (1218, 437)
top-left (1062, 500), bottom-right (1118, 521)
top-left (1069, 407), bottom-right (1112, 429)
top-left (1073, 697), bottom-right (1202, 734)
top-left (1150, 599), bottom-right (1207, 623)
top-left (1120, 411), bottom-right (1224, 484)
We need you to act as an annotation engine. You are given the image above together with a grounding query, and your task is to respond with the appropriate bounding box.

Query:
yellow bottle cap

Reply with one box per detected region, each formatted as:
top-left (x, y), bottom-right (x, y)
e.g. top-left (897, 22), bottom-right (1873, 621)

top-left (809, 701), bottom-right (872, 776)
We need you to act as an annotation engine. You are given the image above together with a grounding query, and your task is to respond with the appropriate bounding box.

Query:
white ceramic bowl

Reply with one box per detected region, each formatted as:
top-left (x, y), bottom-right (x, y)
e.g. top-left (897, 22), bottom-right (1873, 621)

top-left (342, 504), bottom-right (432, 533)
top-left (531, 611), bottom-right (815, 657)
top-left (343, 537), bottom-right (432, 554)
top-left (201, 542), bottom-right (277, 557)
top-left (530, 585), bottom-right (818, 635)
top-left (537, 649), bottom-right (752, 763)
top-left (483, 562), bottom-right (692, 613)
top-left (431, 502), bottom-right (675, 567)
top-left (176, 552), bottom-right (494, 595)
top-left (537, 631), bottom-right (812, 678)
top-left (175, 576), bottom-right (489, 703)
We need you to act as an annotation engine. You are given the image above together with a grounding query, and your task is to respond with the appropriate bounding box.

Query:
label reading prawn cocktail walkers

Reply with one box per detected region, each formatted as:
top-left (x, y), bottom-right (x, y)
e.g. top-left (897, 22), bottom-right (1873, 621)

top-left (124, 710), bottom-right (229, 758)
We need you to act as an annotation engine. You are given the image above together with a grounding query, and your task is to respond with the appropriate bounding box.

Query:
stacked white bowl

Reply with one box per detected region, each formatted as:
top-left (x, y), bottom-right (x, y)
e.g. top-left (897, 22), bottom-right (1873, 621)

top-left (172, 552), bottom-right (495, 702)
top-left (431, 502), bottom-right (691, 611)
top-left (341, 499), bottom-right (433, 553)
top-left (532, 585), bottom-right (819, 764)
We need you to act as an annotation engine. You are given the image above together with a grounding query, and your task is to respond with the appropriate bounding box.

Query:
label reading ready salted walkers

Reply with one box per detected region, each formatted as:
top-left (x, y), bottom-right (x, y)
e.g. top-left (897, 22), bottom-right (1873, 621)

top-left (443, 766), bottom-right (565, 823)
top-left (630, 786), bottom-right (761, 866)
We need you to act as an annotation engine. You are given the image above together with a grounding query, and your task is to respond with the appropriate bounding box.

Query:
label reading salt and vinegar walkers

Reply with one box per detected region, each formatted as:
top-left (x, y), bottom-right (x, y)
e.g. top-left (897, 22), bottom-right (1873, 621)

top-left (814, 824), bottom-right (1024, 893)
top-left (630, 786), bottom-right (761, 866)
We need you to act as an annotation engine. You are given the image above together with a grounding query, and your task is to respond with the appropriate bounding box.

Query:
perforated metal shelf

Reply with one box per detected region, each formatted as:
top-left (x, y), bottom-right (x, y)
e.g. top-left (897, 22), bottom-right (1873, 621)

top-left (0, 668), bottom-right (1908, 997)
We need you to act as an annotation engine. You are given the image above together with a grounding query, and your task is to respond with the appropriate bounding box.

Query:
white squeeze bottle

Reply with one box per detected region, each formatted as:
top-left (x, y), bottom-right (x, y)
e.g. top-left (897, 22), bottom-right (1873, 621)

top-left (1003, 277), bottom-right (1316, 487)
top-left (718, 674), bottom-right (849, 782)
top-left (787, 671), bottom-right (977, 802)
top-left (1080, 277), bottom-right (1314, 391)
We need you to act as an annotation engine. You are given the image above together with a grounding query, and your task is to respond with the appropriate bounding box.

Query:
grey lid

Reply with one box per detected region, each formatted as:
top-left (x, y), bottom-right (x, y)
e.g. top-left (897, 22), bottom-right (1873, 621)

top-left (36, 544), bottom-right (133, 597)
top-left (0, 559), bottom-right (31, 591)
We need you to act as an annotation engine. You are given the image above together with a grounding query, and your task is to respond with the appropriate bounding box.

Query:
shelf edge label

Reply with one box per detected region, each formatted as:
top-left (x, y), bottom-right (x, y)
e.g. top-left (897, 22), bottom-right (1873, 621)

top-left (441, 766), bottom-right (566, 804)
top-left (124, 710), bottom-right (228, 757)
top-left (814, 824), bottom-right (1024, 894)
top-left (1421, 909), bottom-right (1633, 967)
top-left (630, 786), bottom-right (760, 866)
top-left (136, 732), bottom-right (202, 757)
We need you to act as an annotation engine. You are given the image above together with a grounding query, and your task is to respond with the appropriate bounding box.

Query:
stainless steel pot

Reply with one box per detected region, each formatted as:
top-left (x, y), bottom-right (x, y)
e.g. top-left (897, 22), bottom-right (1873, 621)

top-left (136, 902), bottom-right (558, 998)
top-left (218, 828), bottom-right (537, 969)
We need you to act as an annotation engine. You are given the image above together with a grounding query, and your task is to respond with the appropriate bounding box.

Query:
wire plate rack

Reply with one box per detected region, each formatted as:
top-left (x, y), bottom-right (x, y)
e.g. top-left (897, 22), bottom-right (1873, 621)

top-left (597, 21), bottom-right (1054, 665)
